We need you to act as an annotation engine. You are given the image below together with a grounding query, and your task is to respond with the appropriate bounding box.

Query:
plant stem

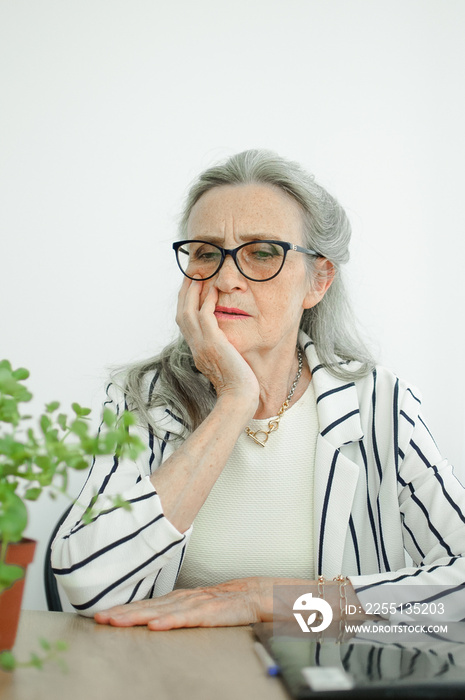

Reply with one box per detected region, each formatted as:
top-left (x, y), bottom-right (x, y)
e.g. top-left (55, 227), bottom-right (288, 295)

top-left (0, 539), bottom-right (7, 567)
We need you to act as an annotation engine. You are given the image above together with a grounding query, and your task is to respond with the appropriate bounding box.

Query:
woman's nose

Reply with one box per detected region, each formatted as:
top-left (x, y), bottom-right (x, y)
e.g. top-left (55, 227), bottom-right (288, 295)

top-left (214, 254), bottom-right (248, 291)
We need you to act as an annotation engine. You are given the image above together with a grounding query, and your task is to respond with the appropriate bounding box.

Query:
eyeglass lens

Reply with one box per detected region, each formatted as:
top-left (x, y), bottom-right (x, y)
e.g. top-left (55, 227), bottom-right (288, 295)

top-left (177, 241), bottom-right (286, 281)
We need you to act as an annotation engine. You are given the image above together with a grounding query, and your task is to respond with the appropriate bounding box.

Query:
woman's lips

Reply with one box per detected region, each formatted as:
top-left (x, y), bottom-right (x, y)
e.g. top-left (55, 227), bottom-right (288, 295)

top-left (214, 306), bottom-right (251, 318)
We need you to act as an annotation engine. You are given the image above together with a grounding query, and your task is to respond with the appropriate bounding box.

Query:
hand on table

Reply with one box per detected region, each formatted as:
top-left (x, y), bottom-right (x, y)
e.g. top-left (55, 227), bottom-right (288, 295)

top-left (94, 577), bottom-right (267, 630)
top-left (94, 576), bottom-right (370, 634)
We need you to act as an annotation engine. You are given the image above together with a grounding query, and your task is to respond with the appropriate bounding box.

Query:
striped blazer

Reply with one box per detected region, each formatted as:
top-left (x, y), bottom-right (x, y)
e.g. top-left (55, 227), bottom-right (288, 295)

top-left (52, 331), bottom-right (465, 616)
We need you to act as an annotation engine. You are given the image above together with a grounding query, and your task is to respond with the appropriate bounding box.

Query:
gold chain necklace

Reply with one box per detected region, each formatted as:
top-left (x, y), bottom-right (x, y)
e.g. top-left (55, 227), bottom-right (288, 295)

top-left (245, 348), bottom-right (303, 447)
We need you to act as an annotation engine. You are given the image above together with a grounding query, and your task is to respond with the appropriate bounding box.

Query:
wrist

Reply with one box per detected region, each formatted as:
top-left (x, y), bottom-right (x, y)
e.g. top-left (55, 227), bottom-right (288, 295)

top-left (256, 577), bottom-right (274, 623)
top-left (215, 390), bottom-right (259, 421)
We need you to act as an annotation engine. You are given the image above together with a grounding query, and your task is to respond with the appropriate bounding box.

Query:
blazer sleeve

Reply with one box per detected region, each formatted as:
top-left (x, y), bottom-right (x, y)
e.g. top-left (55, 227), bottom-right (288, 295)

top-left (349, 381), bottom-right (465, 622)
top-left (51, 380), bottom-right (192, 616)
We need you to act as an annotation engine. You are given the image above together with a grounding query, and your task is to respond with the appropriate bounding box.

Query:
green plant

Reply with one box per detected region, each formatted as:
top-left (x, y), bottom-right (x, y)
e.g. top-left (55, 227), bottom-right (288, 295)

top-left (0, 359), bottom-right (144, 593)
top-left (0, 638), bottom-right (68, 672)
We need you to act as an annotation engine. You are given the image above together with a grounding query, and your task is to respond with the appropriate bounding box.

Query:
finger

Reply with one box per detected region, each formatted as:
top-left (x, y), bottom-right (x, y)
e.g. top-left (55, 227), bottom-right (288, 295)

top-left (147, 610), bottom-right (206, 630)
top-left (96, 603), bottom-right (170, 627)
top-left (175, 275), bottom-right (194, 324)
top-left (94, 598), bottom-right (161, 625)
top-left (106, 610), bottom-right (160, 627)
top-left (177, 275), bottom-right (204, 330)
top-left (184, 273), bottom-right (203, 308)
top-left (181, 278), bottom-right (203, 326)
top-left (94, 609), bottom-right (146, 626)
top-left (146, 599), bottom-right (228, 630)
top-left (197, 285), bottom-right (220, 332)
top-left (199, 283), bottom-right (218, 315)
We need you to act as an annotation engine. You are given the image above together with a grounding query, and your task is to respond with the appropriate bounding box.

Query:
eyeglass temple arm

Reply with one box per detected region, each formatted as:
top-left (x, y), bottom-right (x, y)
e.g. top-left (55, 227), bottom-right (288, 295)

top-left (292, 243), bottom-right (323, 257)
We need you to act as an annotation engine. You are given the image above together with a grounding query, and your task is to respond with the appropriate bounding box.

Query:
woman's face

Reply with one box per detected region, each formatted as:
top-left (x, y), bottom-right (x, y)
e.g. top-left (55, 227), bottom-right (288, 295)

top-left (186, 183), bottom-right (330, 358)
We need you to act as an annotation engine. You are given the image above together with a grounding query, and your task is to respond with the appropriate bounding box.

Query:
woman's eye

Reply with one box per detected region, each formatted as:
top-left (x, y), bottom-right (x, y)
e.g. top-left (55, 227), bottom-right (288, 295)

top-left (249, 244), bottom-right (281, 258)
top-left (204, 253), bottom-right (222, 263)
top-left (193, 247), bottom-right (220, 261)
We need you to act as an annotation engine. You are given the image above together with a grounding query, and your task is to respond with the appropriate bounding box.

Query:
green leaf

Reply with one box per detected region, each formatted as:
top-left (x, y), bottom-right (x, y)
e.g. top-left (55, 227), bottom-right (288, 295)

top-left (7, 437), bottom-right (32, 461)
top-left (81, 510), bottom-right (93, 525)
top-left (40, 414), bottom-right (52, 434)
top-left (121, 411), bottom-right (136, 427)
top-left (0, 650), bottom-right (16, 671)
top-left (0, 397), bottom-right (21, 425)
top-left (99, 434), bottom-right (117, 453)
top-left (24, 487), bottom-right (42, 501)
top-left (12, 367), bottom-right (29, 381)
top-left (61, 473), bottom-right (69, 493)
top-left (44, 428), bottom-right (59, 444)
top-left (0, 368), bottom-right (32, 402)
top-left (71, 403), bottom-right (91, 417)
top-left (27, 428), bottom-right (38, 446)
top-left (57, 413), bottom-right (68, 431)
top-left (127, 444), bottom-right (144, 460)
top-left (0, 487), bottom-right (28, 542)
top-left (112, 495), bottom-right (132, 511)
top-left (67, 456), bottom-right (89, 470)
top-left (70, 419), bottom-right (89, 438)
top-left (0, 562), bottom-right (24, 590)
top-left (0, 435), bottom-right (20, 458)
top-left (54, 640), bottom-right (68, 651)
top-left (102, 407), bottom-right (116, 427)
top-left (39, 638), bottom-right (51, 651)
top-left (29, 653), bottom-right (43, 669)
top-left (35, 454), bottom-right (52, 471)
top-left (45, 401), bottom-right (60, 413)
top-left (37, 472), bottom-right (53, 487)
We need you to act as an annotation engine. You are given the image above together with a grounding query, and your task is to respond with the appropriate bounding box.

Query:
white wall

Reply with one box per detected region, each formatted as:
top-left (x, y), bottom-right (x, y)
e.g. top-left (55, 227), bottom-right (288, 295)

top-left (1, 0), bottom-right (464, 611)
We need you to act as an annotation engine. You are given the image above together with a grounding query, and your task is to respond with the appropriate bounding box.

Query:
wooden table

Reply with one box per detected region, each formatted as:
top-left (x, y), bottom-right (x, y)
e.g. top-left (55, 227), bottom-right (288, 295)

top-left (0, 611), bottom-right (289, 700)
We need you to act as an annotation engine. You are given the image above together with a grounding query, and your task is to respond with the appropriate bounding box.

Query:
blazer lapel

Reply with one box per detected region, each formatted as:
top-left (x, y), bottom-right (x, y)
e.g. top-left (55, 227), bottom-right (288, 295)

top-left (300, 333), bottom-right (364, 577)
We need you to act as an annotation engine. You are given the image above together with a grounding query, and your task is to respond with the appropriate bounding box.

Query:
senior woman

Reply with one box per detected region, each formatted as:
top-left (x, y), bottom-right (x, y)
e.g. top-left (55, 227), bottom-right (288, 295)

top-left (52, 150), bottom-right (465, 630)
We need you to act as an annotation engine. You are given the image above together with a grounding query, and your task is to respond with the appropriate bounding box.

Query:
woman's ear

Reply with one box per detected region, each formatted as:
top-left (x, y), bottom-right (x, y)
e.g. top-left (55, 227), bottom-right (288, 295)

top-left (303, 258), bottom-right (335, 309)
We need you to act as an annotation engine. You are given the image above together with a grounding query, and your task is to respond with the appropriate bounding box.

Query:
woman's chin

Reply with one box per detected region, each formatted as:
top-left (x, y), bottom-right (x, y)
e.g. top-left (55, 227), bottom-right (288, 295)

top-left (217, 327), bottom-right (250, 354)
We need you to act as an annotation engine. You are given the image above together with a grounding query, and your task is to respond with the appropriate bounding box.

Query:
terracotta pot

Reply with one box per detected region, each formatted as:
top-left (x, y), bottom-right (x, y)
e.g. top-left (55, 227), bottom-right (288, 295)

top-left (0, 538), bottom-right (36, 651)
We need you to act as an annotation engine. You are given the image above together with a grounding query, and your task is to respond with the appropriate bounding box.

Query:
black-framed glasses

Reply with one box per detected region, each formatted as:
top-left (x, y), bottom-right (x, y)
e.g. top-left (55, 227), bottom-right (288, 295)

top-left (172, 239), bottom-right (322, 282)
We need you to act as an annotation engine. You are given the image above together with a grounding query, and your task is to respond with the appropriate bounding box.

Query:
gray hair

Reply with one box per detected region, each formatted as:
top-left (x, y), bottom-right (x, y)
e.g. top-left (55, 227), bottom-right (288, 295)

top-left (123, 149), bottom-right (374, 438)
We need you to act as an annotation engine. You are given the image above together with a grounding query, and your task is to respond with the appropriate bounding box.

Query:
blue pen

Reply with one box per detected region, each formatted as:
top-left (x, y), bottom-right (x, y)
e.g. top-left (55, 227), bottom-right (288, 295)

top-left (253, 641), bottom-right (280, 676)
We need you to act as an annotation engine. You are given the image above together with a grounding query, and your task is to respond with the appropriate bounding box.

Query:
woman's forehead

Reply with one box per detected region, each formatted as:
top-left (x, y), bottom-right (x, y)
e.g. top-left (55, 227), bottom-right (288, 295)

top-left (187, 183), bottom-right (305, 240)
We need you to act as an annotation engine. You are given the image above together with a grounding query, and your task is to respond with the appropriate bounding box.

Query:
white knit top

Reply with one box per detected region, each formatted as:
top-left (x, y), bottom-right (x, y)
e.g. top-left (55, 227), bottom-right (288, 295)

top-left (175, 381), bottom-right (318, 589)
